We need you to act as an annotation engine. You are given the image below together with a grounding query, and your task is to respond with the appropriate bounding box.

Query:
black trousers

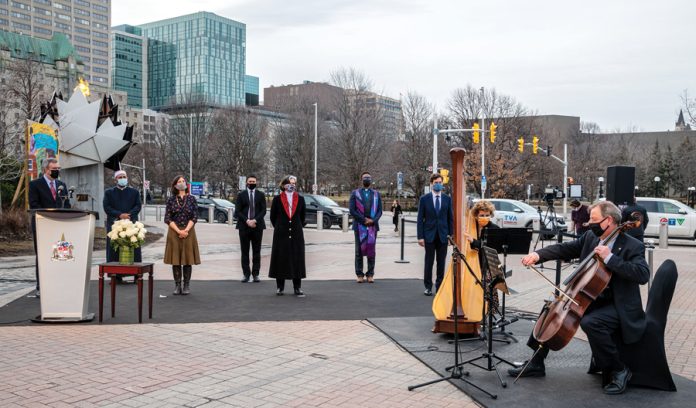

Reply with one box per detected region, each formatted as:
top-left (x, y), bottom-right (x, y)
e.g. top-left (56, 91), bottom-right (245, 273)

top-left (276, 278), bottom-right (301, 291)
top-left (239, 227), bottom-right (263, 277)
top-left (526, 299), bottom-right (622, 372)
top-left (354, 231), bottom-right (376, 277)
top-left (423, 235), bottom-right (448, 291)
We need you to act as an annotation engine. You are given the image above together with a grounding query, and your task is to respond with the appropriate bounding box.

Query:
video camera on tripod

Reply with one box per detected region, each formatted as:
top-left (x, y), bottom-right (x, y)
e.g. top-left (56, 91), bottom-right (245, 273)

top-left (543, 187), bottom-right (565, 206)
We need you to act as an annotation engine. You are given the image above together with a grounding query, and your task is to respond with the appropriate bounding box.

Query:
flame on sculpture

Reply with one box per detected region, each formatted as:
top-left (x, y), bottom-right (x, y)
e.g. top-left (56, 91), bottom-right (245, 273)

top-left (75, 78), bottom-right (90, 97)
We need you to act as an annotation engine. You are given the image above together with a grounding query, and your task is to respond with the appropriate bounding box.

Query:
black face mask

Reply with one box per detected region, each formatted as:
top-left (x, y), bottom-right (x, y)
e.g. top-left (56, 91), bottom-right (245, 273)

top-left (588, 216), bottom-right (608, 237)
top-left (50, 169), bottom-right (60, 179)
top-left (362, 178), bottom-right (372, 188)
top-left (247, 183), bottom-right (256, 190)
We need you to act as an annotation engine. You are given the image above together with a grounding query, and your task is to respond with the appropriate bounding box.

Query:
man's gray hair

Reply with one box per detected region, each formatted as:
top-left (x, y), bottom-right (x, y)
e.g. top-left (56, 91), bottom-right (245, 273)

top-left (42, 157), bottom-right (58, 171)
top-left (589, 201), bottom-right (622, 224)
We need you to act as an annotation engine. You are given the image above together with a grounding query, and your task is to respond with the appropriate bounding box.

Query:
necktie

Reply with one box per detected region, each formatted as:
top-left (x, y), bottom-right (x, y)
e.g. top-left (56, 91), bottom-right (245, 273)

top-left (50, 181), bottom-right (56, 200)
top-left (435, 195), bottom-right (440, 212)
top-left (248, 191), bottom-right (255, 219)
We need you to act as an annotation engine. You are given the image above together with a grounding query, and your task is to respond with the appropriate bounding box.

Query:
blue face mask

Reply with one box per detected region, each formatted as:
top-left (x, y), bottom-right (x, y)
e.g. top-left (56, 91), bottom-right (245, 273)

top-left (285, 184), bottom-right (296, 193)
top-left (117, 178), bottom-right (128, 187)
top-left (432, 183), bottom-right (443, 192)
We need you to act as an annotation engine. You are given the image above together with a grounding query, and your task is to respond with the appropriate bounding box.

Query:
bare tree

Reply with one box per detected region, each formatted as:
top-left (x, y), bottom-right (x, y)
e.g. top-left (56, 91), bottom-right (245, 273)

top-left (397, 91), bottom-right (433, 197)
top-left (209, 107), bottom-right (268, 197)
top-left (328, 68), bottom-right (390, 187)
top-left (270, 101), bottom-right (315, 192)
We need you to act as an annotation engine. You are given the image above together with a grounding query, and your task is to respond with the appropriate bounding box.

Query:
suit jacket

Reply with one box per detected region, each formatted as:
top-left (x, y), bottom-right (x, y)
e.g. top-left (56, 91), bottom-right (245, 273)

top-left (535, 230), bottom-right (649, 344)
top-left (349, 188), bottom-right (383, 231)
top-left (29, 177), bottom-right (71, 210)
top-left (417, 192), bottom-right (454, 243)
top-left (234, 189), bottom-right (267, 230)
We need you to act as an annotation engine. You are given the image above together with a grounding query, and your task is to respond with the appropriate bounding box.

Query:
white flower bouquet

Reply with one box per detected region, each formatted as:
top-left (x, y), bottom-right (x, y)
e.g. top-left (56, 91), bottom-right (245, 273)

top-left (108, 219), bottom-right (147, 250)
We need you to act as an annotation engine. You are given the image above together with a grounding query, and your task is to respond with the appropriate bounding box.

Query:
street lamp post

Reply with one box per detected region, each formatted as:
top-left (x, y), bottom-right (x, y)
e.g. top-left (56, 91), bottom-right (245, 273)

top-left (598, 176), bottom-right (604, 200)
top-left (654, 176), bottom-right (660, 197)
top-left (688, 186), bottom-right (695, 207)
top-left (313, 102), bottom-right (318, 194)
top-left (189, 115), bottom-right (193, 183)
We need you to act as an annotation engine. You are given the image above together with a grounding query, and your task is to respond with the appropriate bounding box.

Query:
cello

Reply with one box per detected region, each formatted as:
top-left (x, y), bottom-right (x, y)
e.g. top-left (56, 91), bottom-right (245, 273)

top-left (531, 213), bottom-right (642, 350)
top-left (431, 148), bottom-right (483, 335)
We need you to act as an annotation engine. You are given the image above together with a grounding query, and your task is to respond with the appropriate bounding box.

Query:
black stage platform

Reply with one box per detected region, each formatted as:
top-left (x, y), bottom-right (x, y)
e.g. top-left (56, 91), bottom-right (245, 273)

top-left (0, 279), bottom-right (434, 325)
top-left (368, 316), bottom-right (695, 408)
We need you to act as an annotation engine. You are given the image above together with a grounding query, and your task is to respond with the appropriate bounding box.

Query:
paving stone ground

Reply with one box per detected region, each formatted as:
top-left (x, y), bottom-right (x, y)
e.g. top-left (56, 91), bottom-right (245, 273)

top-left (0, 213), bottom-right (694, 406)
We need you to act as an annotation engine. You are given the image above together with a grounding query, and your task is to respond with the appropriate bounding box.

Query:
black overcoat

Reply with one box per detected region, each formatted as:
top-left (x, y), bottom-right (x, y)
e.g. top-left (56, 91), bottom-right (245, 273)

top-left (103, 186), bottom-right (142, 262)
top-left (268, 193), bottom-right (306, 279)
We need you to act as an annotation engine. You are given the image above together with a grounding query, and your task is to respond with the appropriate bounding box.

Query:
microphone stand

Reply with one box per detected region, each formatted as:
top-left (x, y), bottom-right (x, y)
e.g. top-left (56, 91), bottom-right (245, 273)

top-left (408, 236), bottom-right (496, 399)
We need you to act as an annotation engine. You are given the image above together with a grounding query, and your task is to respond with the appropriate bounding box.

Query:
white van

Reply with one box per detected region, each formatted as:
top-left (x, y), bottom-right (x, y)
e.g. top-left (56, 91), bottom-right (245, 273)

top-left (635, 197), bottom-right (696, 239)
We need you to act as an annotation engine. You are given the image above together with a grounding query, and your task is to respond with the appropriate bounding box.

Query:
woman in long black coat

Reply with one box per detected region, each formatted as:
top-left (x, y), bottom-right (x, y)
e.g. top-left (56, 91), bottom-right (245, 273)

top-left (268, 175), bottom-right (307, 297)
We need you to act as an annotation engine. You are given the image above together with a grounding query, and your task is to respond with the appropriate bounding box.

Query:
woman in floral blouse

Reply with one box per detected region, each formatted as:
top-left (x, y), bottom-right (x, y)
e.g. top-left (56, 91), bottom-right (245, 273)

top-left (164, 175), bottom-right (201, 295)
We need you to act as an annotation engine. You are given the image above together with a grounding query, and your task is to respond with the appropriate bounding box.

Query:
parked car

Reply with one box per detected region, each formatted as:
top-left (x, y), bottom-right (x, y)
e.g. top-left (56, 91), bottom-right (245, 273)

top-left (635, 197), bottom-right (696, 239)
top-left (476, 198), bottom-right (568, 239)
top-left (196, 197), bottom-right (236, 223)
top-left (302, 194), bottom-right (352, 229)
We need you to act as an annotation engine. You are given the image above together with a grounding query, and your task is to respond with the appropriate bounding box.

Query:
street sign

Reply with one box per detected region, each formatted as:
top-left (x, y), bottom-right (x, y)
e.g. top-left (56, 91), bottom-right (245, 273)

top-left (190, 182), bottom-right (204, 197)
top-left (481, 175), bottom-right (487, 193)
top-left (397, 172), bottom-right (403, 191)
top-left (238, 176), bottom-right (247, 191)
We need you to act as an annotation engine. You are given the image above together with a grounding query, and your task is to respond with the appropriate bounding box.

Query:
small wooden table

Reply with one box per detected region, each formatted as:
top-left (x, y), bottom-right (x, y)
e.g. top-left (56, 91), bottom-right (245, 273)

top-left (98, 262), bottom-right (154, 323)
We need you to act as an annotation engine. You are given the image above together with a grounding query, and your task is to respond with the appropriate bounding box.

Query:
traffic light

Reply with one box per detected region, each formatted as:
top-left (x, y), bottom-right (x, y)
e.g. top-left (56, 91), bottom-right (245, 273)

top-left (439, 168), bottom-right (450, 184)
top-left (518, 137), bottom-right (524, 153)
top-left (489, 122), bottom-right (497, 143)
top-left (567, 177), bottom-right (574, 185)
top-left (472, 122), bottom-right (480, 144)
top-left (532, 136), bottom-right (539, 154)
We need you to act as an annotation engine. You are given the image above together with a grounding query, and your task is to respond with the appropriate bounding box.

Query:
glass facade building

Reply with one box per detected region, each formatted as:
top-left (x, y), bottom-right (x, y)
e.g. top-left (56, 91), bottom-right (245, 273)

top-left (245, 74), bottom-right (259, 106)
top-left (111, 25), bottom-right (143, 108)
top-left (138, 12), bottom-right (246, 110)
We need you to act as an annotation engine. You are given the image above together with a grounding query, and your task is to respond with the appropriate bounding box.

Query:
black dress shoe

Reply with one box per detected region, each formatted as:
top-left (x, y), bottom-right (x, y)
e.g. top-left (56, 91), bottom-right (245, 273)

top-left (294, 288), bottom-right (306, 297)
top-left (241, 277), bottom-right (250, 283)
top-left (276, 289), bottom-right (284, 296)
top-left (603, 367), bottom-right (631, 395)
top-left (424, 289), bottom-right (433, 296)
top-left (252, 276), bottom-right (260, 282)
top-left (508, 360), bottom-right (545, 377)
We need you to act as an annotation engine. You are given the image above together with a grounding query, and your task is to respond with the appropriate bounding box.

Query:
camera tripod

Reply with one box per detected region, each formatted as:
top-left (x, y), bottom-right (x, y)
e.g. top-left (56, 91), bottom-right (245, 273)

top-left (408, 238), bottom-right (497, 399)
top-left (445, 245), bottom-right (516, 392)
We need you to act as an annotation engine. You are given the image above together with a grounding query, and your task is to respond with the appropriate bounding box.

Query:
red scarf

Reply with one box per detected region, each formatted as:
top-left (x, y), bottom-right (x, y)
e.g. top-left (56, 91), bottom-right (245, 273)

top-left (279, 191), bottom-right (297, 218)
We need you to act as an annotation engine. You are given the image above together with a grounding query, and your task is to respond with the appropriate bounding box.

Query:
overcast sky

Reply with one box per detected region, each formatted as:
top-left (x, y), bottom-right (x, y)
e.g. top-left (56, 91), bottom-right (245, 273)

top-left (113, 0), bottom-right (695, 132)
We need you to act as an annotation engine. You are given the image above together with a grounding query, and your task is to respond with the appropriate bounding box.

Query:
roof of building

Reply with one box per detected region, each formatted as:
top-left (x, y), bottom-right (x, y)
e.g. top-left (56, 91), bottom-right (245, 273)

top-left (0, 31), bottom-right (82, 65)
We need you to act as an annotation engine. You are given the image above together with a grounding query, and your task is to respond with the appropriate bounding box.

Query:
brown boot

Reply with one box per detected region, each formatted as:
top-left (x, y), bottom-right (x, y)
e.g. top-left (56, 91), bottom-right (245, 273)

top-left (182, 265), bottom-right (192, 295)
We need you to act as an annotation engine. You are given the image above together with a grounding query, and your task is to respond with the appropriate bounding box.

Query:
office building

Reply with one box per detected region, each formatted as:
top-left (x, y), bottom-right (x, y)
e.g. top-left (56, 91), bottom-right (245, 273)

top-left (245, 74), bottom-right (258, 106)
top-left (138, 12), bottom-right (246, 110)
top-left (0, 0), bottom-right (111, 86)
top-left (110, 24), bottom-right (144, 108)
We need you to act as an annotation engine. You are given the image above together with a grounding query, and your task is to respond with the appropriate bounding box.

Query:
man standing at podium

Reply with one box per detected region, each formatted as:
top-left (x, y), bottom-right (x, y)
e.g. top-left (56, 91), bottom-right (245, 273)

top-left (29, 158), bottom-right (71, 298)
top-left (104, 170), bottom-right (142, 280)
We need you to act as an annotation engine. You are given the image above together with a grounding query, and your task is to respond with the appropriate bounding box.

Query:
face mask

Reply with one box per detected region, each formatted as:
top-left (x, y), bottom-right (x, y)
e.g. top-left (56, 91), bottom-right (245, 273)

top-left (477, 216), bottom-right (490, 228)
top-left (285, 184), bottom-right (295, 193)
top-left (175, 182), bottom-right (187, 191)
top-left (432, 183), bottom-right (443, 192)
top-left (117, 178), bottom-right (128, 187)
top-left (588, 217), bottom-right (608, 237)
top-left (50, 169), bottom-right (60, 179)
top-left (362, 178), bottom-right (372, 188)
top-left (247, 183), bottom-right (256, 190)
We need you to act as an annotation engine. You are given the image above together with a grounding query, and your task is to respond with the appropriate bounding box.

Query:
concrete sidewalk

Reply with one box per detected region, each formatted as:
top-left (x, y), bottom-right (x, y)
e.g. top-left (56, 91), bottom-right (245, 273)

top-left (0, 222), bottom-right (695, 406)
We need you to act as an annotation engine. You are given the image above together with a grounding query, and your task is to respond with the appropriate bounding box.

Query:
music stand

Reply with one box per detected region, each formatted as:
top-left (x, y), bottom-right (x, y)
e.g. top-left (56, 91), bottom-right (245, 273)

top-left (483, 228), bottom-right (533, 340)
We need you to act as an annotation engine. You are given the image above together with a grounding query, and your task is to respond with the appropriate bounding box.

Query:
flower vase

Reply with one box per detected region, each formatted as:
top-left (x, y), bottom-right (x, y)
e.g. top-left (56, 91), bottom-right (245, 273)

top-left (118, 246), bottom-right (135, 265)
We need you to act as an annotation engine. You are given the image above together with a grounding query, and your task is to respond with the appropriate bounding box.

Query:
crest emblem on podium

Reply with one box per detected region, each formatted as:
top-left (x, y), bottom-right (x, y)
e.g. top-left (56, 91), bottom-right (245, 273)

top-left (51, 233), bottom-right (75, 262)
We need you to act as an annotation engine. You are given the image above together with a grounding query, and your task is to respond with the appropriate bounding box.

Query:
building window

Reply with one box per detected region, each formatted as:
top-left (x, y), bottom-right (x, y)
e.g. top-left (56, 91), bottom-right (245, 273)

top-left (75, 0), bottom-right (90, 7)
top-left (75, 36), bottom-right (90, 44)
top-left (34, 27), bottom-right (52, 35)
top-left (92, 4), bottom-right (108, 12)
top-left (34, 0), bottom-right (50, 4)
top-left (94, 76), bottom-right (107, 83)
top-left (93, 13), bottom-right (107, 22)
top-left (93, 22), bottom-right (107, 30)
top-left (93, 58), bottom-right (108, 65)
top-left (34, 7), bottom-right (51, 16)
top-left (53, 3), bottom-right (71, 11)
top-left (11, 1), bottom-right (31, 11)
top-left (93, 40), bottom-right (108, 48)
top-left (93, 49), bottom-right (107, 57)
top-left (55, 13), bottom-right (71, 21)
top-left (75, 18), bottom-right (90, 26)
top-left (12, 21), bottom-right (31, 30)
top-left (75, 45), bottom-right (90, 53)
top-left (93, 31), bottom-right (107, 39)
top-left (0, 19), bottom-right (7, 26)
top-left (34, 17), bottom-right (51, 25)
top-left (10, 11), bottom-right (30, 20)
top-left (75, 8), bottom-right (89, 16)
top-left (54, 21), bottom-right (70, 30)
top-left (75, 26), bottom-right (90, 34)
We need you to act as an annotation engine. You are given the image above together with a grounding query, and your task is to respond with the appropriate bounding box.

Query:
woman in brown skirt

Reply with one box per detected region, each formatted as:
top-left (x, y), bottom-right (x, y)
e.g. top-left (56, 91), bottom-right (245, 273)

top-left (164, 175), bottom-right (201, 295)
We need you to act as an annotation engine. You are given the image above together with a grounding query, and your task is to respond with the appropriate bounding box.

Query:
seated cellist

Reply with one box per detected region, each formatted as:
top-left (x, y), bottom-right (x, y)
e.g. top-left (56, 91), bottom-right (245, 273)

top-left (510, 201), bottom-right (649, 395)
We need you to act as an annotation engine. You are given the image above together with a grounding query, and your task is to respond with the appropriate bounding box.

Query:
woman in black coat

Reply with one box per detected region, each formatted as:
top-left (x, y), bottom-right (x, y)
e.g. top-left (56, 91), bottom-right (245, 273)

top-left (268, 175), bottom-right (307, 296)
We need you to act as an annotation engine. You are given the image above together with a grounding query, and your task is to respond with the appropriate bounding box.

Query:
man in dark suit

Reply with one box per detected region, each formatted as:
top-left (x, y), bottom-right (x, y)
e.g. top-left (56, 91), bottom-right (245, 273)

top-left (417, 173), bottom-right (454, 296)
top-left (28, 158), bottom-right (71, 297)
top-left (234, 175), bottom-right (266, 282)
top-left (349, 171), bottom-right (383, 283)
top-left (509, 201), bottom-right (649, 396)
